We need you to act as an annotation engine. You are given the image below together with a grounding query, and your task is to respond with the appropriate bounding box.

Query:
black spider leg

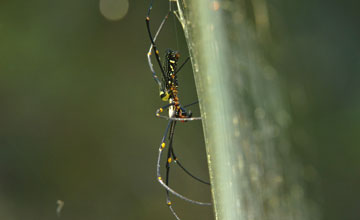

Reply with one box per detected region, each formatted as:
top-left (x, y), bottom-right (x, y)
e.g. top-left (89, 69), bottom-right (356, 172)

top-left (178, 101), bottom-right (196, 117)
top-left (165, 120), bottom-right (181, 220)
top-left (146, 10), bottom-right (169, 90)
top-left (183, 100), bottom-right (199, 108)
top-left (174, 100), bottom-right (210, 185)
top-left (175, 57), bottom-right (190, 75)
top-left (157, 120), bottom-right (211, 206)
top-left (170, 147), bottom-right (210, 185)
top-left (146, 0), bottom-right (169, 86)
top-left (156, 102), bottom-right (210, 186)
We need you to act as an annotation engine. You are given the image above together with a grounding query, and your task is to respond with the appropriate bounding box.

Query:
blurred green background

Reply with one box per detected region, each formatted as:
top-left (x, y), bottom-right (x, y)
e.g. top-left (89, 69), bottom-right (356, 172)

top-left (268, 1), bottom-right (360, 220)
top-left (0, 0), bottom-right (211, 219)
top-left (0, 0), bottom-right (359, 220)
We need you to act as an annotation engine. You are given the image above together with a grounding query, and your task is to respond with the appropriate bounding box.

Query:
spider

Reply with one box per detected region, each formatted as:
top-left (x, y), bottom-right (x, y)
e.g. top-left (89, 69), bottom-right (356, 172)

top-left (145, 0), bottom-right (211, 219)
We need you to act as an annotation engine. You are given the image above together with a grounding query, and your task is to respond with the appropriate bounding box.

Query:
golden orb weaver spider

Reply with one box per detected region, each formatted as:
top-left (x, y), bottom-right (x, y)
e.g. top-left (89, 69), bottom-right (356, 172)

top-left (145, 0), bottom-right (211, 219)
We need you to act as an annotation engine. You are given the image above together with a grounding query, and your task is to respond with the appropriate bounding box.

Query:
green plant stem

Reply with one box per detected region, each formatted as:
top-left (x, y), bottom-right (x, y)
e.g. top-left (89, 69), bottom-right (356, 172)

top-left (175, 0), bottom-right (317, 219)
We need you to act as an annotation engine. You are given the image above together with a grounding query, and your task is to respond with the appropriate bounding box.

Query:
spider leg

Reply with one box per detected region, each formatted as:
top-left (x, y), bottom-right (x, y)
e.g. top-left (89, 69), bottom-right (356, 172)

top-left (175, 57), bottom-right (190, 75)
top-left (167, 101), bottom-right (210, 185)
top-left (157, 120), bottom-right (211, 206)
top-left (156, 102), bottom-right (175, 116)
top-left (183, 100), bottom-right (199, 108)
top-left (158, 102), bottom-right (208, 180)
top-left (146, 0), bottom-right (169, 84)
top-left (165, 121), bottom-right (181, 220)
top-left (178, 100), bottom-right (203, 119)
top-left (156, 102), bottom-right (202, 121)
top-left (146, 10), bottom-right (169, 90)
top-left (170, 146), bottom-right (210, 185)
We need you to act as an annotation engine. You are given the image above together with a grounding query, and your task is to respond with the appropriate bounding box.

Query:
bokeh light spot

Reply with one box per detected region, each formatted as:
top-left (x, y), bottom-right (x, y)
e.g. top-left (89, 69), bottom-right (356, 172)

top-left (100, 0), bottom-right (129, 21)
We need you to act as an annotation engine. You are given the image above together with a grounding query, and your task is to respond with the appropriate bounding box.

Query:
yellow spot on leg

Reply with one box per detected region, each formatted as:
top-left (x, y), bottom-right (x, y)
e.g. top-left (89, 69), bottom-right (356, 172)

top-left (167, 158), bottom-right (172, 163)
top-left (158, 177), bottom-right (162, 180)
top-left (167, 201), bottom-right (172, 205)
top-left (161, 142), bottom-right (166, 149)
